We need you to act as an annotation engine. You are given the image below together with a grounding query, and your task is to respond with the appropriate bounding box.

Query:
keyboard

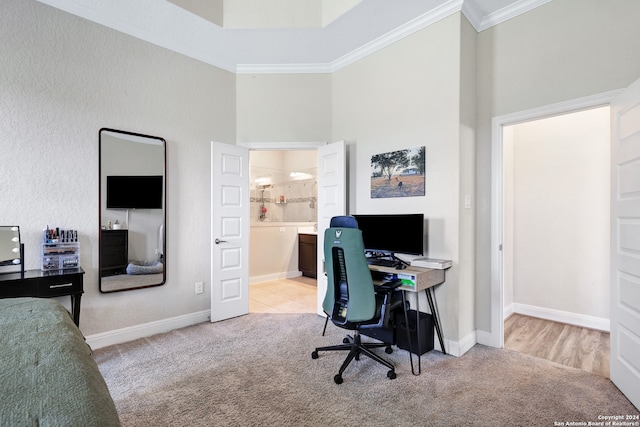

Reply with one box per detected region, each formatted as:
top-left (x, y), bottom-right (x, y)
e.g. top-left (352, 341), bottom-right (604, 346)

top-left (368, 258), bottom-right (398, 267)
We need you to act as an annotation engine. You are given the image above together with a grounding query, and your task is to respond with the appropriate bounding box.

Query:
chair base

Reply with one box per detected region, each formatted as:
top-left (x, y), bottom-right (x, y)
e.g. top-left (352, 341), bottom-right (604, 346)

top-left (312, 330), bottom-right (396, 384)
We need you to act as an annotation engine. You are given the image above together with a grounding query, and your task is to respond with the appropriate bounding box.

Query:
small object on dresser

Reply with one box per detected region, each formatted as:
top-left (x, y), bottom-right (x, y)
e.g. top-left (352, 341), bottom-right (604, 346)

top-left (41, 225), bottom-right (80, 271)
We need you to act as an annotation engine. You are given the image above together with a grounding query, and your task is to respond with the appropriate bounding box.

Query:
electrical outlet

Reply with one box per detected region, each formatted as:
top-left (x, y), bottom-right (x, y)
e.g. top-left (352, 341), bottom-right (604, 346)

top-left (195, 281), bottom-right (204, 294)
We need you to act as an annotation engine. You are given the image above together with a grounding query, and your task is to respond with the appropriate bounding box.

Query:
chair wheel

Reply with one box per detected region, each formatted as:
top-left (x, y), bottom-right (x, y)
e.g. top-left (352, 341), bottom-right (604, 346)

top-left (385, 346), bottom-right (393, 354)
top-left (334, 374), bottom-right (343, 384)
top-left (343, 337), bottom-right (350, 344)
top-left (311, 351), bottom-right (319, 359)
top-left (387, 370), bottom-right (396, 380)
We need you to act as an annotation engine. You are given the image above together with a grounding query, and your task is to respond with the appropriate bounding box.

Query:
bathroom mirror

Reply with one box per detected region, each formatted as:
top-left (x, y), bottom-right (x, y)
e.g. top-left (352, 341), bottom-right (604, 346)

top-left (0, 226), bottom-right (22, 269)
top-left (99, 128), bottom-right (166, 293)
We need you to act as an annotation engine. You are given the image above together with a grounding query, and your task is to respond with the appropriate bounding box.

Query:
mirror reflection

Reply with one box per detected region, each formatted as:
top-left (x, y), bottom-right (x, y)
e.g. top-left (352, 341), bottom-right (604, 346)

top-left (99, 129), bottom-right (166, 293)
top-left (0, 226), bottom-right (21, 268)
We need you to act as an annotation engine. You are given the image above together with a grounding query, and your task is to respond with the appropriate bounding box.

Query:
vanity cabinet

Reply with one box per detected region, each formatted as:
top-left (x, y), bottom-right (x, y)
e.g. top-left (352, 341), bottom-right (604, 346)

top-left (298, 233), bottom-right (317, 278)
top-left (100, 229), bottom-right (128, 277)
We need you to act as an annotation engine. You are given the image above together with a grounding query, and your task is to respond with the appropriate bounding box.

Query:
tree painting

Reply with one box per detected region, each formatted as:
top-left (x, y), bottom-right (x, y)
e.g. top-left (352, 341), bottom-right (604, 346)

top-left (370, 146), bottom-right (425, 198)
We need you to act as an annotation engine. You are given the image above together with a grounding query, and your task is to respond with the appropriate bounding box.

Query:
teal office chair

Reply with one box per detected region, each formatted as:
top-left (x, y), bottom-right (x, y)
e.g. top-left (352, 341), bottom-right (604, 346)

top-left (311, 216), bottom-right (402, 384)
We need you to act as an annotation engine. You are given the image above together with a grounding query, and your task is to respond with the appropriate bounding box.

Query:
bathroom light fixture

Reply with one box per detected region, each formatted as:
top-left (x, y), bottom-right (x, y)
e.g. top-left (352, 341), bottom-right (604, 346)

top-left (289, 172), bottom-right (313, 180)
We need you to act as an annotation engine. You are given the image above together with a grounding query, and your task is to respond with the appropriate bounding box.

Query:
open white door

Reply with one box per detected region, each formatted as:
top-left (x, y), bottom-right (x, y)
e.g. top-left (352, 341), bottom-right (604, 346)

top-left (210, 142), bottom-right (250, 322)
top-left (316, 140), bottom-right (346, 316)
top-left (611, 77), bottom-right (640, 409)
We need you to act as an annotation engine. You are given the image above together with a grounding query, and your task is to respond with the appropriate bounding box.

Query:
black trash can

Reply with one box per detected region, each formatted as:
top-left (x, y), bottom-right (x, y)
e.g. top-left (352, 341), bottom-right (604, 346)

top-left (395, 310), bottom-right (434, 355)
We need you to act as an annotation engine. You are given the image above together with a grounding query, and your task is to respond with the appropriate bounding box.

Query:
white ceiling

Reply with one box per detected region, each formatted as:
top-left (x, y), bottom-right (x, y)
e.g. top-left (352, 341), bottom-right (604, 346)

top-left (36, 0), bottom-right (552, 73)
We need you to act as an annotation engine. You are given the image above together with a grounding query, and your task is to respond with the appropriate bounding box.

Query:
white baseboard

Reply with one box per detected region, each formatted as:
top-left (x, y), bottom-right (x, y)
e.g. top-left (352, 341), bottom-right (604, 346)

top-left (503, 303), bottom-right (514, 320)
top-left (476, 330), bottom-right (495, 347)
top-left (250, 270), bottom-right (302, 284)
top-left (86, 309), bottom-right (211, 350)
top-left (505, 303), bottom-right (610, 332)
top-left (444, 330), bottom-right (477, 357)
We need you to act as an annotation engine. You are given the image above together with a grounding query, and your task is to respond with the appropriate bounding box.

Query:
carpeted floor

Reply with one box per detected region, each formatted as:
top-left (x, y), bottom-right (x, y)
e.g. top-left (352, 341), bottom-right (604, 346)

top-left (94, 313), bottom-right (639, 426)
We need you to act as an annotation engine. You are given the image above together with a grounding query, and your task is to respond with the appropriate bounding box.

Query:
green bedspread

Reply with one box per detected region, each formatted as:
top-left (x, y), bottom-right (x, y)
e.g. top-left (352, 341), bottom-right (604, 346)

top-left (0, 298), bottom-right (120, 427)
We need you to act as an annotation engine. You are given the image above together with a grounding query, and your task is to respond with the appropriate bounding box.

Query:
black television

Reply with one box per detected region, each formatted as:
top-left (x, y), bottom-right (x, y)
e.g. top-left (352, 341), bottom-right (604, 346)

top-left (352, 214), bottom-right (424, 256)
top-left (106, 175), bottom-right (163, 209)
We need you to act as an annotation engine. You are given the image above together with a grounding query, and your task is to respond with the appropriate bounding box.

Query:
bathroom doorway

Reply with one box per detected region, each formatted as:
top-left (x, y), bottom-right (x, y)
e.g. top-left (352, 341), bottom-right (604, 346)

top-left (247, 149), bottom-right (318, 313)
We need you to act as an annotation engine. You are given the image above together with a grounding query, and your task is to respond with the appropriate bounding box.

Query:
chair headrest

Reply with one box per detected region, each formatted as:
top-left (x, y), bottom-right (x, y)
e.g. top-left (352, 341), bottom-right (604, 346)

top-left (330, 216), bottom-right (358, 229)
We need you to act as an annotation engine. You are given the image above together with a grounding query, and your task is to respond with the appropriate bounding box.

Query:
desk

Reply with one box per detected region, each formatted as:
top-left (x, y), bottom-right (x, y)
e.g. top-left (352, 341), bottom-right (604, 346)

top-left (0, 268), bottom-right (84, 326)
top-left (369, 264), bottom-right (446, 375)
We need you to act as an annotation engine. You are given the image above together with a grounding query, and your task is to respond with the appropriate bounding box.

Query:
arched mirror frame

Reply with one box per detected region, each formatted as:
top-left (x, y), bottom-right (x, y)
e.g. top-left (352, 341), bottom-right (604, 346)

top-left (99, 128), bottom-right (166, 293)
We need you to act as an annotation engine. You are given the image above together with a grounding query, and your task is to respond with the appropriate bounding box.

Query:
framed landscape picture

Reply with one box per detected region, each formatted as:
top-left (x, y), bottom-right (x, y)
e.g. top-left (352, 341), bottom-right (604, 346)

top-left (370, 146), bottom-right (425, 198)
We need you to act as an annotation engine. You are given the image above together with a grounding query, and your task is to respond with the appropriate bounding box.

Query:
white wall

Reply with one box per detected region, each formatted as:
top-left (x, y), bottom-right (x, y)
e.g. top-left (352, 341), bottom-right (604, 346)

top-left (504, 107), bottom-right (610, 320)
top-left (476, 0), bottom-right (640, 334)
top-left (0, 0), bottom-right (236, 336)
top-left (332, 14), bottom-right (467, 345)
top-left (236, 73), bottom-right (332, 144)
top-left (249, 225), bottom-right (302, 281)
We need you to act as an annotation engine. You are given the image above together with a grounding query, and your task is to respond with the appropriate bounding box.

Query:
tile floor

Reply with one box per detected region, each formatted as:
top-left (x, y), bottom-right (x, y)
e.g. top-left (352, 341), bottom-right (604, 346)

top-left (249, 276), bottom-right (317, 313)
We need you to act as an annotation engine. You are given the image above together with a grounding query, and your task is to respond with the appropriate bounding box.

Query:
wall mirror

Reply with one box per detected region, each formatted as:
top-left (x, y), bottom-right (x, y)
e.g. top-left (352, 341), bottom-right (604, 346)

top-left (0, 226), bottom-right (22, 273)
top-left (99, 128), bottom-right (166, 293)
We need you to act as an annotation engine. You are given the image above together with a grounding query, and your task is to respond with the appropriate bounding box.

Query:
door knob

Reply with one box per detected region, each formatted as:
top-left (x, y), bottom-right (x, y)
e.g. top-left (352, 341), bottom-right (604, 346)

top-left (214, 238), bottom-right (227, 244)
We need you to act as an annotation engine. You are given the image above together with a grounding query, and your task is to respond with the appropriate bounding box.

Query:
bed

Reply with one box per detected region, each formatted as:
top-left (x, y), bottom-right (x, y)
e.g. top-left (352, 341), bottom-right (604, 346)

top-left (0, 297), bottom-right (120, 427)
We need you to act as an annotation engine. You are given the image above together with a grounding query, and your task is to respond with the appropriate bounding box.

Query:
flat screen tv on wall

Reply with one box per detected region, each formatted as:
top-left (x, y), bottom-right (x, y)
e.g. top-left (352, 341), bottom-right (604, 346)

top-left (106, 175), bottom-right (163, 209)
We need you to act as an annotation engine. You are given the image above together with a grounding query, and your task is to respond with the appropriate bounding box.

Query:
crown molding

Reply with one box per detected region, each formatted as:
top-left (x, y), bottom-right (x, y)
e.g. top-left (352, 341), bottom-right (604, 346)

top-left (238, 0), bottom-right (464, 74)
top-left (236, 63), bottom-right (333, 75)
top-left (37, 0), bottom-right (239, 73)
top-left (329, 0), bottom-right (463, 72)
top-left (461, 0), bottom-right (484, 31)
top-left (236, 0), bottom-right (554, 74)
top-left (38, 0), bottom-right (552, 76)
top-left (476, 0), bottom-right (553, 32)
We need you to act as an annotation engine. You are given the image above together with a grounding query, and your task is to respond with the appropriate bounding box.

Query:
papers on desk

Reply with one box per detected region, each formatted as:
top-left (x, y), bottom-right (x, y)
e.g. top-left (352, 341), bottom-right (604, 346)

top-left (393, 253), bottom-right (453, 269)
top-left (409, 257), bottom-right (452, 269)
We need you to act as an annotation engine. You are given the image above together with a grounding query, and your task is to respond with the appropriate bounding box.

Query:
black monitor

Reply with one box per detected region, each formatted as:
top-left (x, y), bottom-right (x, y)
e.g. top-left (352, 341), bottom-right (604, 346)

top-left (351, 214), bottom-right (424, 256)
top-left (106, 175), bottom-right (163, 209)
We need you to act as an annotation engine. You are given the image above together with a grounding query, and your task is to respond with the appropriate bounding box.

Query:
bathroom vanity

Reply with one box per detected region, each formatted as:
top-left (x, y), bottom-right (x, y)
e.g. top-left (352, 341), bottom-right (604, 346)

top-left (298, 233), bottom-right (317, 278)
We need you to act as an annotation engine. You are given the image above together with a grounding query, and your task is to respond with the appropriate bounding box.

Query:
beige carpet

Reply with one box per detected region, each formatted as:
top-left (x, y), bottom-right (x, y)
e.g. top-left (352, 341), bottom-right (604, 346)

top-left (94, 313), bottom-right (638, 426)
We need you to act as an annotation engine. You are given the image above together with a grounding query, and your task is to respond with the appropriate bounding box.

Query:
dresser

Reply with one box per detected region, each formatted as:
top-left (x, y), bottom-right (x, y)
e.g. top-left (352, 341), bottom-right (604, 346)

top-left (0, 268), bottom-right (84, 326)
top-left (100, 229), bottom-right (128, 277)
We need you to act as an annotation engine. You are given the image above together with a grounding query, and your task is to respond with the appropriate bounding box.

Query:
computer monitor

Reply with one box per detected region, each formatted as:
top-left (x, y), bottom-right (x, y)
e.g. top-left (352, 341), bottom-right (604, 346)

top-left (351, 214), bottom-right (424, 257)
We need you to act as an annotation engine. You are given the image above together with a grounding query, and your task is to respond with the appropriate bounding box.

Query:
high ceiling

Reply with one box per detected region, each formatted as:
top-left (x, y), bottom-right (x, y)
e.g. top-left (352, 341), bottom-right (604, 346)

top-left (167, 0), bottom-right (364, 28)
top-left (36, 0), bottom-right (552, 73)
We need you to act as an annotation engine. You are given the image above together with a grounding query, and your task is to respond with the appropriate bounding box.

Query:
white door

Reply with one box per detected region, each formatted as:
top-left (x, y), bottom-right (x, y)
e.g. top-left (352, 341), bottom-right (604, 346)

top-left (611, 77), bottom-right (640, 409)
top-left (316, 140), bottom-right (346, 315)
top-left (210, 142), bottom-right (250, 322)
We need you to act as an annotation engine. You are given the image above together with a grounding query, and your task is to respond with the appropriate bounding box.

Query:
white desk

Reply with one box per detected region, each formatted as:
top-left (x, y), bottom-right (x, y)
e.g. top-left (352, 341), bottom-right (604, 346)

top-left (369, 264), bottom-right (447, 375)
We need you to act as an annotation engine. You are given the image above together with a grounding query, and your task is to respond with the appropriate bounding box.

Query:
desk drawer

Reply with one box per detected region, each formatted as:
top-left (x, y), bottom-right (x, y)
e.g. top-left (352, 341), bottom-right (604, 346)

top-left (36, 275), bottom-right (82, 297)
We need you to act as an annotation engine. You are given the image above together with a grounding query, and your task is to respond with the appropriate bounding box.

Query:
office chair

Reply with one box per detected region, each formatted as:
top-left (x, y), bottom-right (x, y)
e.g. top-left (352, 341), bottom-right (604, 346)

top-left (311, 216), bottom-right (402, 384)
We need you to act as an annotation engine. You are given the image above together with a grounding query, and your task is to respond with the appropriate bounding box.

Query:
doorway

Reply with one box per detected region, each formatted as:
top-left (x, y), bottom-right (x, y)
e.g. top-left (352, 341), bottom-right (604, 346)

top-left (490, 91), bottom-right (622, 349)
top-left (497, 104), bottom-right (611, 374)
top-left (247, 148), bottom-right (318, 313)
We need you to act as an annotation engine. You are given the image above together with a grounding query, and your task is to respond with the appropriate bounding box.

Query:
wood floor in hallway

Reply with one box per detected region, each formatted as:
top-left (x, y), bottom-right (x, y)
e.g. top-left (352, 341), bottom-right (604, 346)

top-left (504, 313), bottom-right (610, 378)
